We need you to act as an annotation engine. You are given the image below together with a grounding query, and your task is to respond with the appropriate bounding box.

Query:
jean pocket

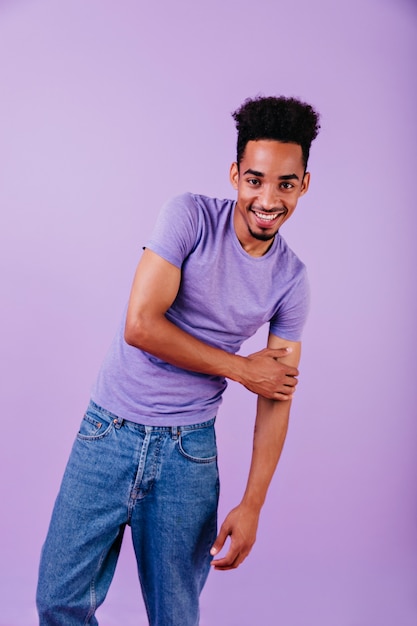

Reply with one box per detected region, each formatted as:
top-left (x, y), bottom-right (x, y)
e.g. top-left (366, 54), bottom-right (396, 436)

top-left (178, 425), bottom-right (217, 464)
top-left (76, 411), bottom-right (115, 441)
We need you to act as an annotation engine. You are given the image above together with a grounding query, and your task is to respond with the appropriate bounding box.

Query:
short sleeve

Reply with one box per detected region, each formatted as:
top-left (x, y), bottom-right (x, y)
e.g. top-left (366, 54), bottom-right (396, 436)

top-left (269, 267), bottom-right (310, 341)
top-left (145, 193), bottom-right (200, 268)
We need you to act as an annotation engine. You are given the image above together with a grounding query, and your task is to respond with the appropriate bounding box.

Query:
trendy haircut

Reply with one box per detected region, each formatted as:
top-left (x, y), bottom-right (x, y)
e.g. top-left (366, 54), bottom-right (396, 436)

top-left (232, 96), bottom-right (320, 170)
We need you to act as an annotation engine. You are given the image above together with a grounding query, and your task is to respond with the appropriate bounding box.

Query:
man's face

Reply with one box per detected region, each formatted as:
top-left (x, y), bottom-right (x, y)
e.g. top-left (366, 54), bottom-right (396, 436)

top-left (230, 139), bottom-right (310, 255)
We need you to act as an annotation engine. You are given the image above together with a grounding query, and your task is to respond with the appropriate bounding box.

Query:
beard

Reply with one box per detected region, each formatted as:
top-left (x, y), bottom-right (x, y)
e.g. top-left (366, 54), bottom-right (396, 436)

top-left (247, 225), bottom-right (278, 242)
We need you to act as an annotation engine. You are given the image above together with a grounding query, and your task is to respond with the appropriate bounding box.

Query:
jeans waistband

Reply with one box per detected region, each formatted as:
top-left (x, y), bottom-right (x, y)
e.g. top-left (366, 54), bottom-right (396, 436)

top-left (87, 400), bottom-right (216, 437)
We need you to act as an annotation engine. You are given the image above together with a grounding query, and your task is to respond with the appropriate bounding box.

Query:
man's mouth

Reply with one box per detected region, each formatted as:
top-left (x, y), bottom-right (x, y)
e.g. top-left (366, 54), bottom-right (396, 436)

top-left (251, 208), bottom-right (287, 224)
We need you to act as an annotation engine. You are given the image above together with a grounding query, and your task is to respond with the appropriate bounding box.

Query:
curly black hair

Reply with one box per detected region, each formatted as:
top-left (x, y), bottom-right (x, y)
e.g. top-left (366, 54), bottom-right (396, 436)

top-left (232, 96), bottom-right (320, 169)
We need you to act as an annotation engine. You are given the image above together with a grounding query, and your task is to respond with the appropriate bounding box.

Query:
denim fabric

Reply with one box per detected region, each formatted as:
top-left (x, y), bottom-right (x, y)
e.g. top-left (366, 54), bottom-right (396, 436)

top-left (37, 401), bottom-right (219, 626)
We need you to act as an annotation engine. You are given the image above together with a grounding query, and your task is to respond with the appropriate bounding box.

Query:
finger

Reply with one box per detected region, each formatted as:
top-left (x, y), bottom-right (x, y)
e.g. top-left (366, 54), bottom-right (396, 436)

top-left (277, 384), bottom-right (295, 394)
top-left (283, 376), bottom-right (298, 388)
top-left (210, 526), bottom-right (229, 557)
top-left (267, 347), bottom-right (293, 357)
top-left (269, 357), bottom-right (299, 376)
top-left (212, 542), bottom-right (252, 570)
top-left (211, 544), bottom-right (241, 570)
top-left (211, 557), bottom-right (240, 570)
top-left (281, 365), bottom-right (299, 376)
top-left (272, 391), bottom-right (293, 401)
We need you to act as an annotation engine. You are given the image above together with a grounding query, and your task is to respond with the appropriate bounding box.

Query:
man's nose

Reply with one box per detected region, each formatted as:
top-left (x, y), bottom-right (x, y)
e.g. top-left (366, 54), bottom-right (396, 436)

top-left (259, 186), bottom-right (279, 211)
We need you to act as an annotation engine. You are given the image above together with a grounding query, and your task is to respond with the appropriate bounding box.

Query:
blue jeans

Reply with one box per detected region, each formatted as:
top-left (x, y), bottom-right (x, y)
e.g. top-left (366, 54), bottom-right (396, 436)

top-left (36, 401), bottom-right (219, 626)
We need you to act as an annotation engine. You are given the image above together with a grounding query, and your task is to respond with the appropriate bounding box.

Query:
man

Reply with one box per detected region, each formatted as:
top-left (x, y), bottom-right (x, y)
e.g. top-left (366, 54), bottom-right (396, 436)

top-left (37, 96), bottom-right (320, 625)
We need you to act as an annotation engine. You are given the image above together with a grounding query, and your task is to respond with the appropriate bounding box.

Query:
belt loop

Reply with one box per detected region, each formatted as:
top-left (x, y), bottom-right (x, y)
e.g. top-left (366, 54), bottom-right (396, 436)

top-left (113, 417), bottom-right (124, 429)
top-left (171, 426), bottom-right (180, 440)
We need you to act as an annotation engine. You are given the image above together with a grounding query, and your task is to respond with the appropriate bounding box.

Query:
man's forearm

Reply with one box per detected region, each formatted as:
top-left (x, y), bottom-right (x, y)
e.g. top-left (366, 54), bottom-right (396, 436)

top-left (125, 312), bottom-right (297, 400)
top-left (125, 310), bottom-right (243, 380)
top-left (210, 395), bottom-right (291, 569)
top-left (241, 395), bottom-right (291, 512)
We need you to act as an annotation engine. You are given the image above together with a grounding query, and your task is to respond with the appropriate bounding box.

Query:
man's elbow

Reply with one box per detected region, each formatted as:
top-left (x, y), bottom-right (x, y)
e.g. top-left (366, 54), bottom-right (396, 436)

top-left (124, 313), bottom-right (153, 349)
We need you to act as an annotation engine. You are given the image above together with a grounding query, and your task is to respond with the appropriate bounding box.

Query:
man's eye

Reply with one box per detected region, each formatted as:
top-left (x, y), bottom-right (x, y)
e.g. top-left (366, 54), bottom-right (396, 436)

top-left (247, 178), bottom-right (260, 186)
top-left (280, 182), bottom-right (294, 190)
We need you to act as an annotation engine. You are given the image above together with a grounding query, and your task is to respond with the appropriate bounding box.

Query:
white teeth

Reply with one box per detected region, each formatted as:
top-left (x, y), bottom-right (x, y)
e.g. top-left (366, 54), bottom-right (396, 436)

top-left (254, 211), bottom-right (278, 221)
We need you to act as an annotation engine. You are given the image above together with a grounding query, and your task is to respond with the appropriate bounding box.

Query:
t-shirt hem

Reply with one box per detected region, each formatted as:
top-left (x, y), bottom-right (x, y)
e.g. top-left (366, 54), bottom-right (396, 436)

top-left (89, 395), bottom-right (218, 427)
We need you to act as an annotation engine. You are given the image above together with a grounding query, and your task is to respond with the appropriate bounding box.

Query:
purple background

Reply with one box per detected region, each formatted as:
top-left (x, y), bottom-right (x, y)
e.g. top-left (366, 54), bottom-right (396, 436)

top-left (1, 0), bottom-right (416, 624)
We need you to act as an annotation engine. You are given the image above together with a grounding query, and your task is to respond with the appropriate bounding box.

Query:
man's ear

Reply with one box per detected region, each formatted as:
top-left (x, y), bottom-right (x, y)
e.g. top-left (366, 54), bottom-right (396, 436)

top-left (300, 171), bottom-right (310, 196)
top-left (230, 162), bottom-right (239, 190)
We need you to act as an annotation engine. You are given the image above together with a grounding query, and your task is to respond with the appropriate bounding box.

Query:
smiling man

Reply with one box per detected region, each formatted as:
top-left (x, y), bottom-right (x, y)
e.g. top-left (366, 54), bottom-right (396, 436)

top-left (232, 140), bottom-right (309, 253)
top-left (37, 96), bottom-right (320, 626)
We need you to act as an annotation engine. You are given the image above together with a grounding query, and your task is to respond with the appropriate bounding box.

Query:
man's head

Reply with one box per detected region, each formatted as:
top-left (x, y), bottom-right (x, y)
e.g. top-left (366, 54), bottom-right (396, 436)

top-left (230, 96), bottom-right (320, 256)
top-left (232, 96), bottom-right (320, 171)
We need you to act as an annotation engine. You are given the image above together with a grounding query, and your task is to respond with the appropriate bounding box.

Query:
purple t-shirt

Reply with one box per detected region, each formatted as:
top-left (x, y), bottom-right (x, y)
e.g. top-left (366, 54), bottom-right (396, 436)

top-left (91, 193), bottom-right (309, 426)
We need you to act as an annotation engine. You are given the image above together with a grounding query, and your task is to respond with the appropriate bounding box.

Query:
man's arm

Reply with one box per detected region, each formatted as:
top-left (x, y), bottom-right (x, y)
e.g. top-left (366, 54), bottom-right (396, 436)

top-left (210, 333), bottom-right (300, 570)
top-left (124, 249), bottom-right (299, 399)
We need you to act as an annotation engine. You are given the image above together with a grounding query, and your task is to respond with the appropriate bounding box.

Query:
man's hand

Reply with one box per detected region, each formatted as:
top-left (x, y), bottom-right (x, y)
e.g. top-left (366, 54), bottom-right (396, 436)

top-left (210, 504), bottom-right (260, 570)
top-left (239, 347), bottom-right (299, 400)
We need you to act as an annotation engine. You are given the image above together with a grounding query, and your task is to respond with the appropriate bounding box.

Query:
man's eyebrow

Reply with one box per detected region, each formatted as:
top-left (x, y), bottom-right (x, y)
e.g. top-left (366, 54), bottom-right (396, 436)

top-left (243, 168), bottom-right (264, 177)
top-left (279, 173), bottom-right (300, 181)
top-left (242, 169), bottom-right (300, 181)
